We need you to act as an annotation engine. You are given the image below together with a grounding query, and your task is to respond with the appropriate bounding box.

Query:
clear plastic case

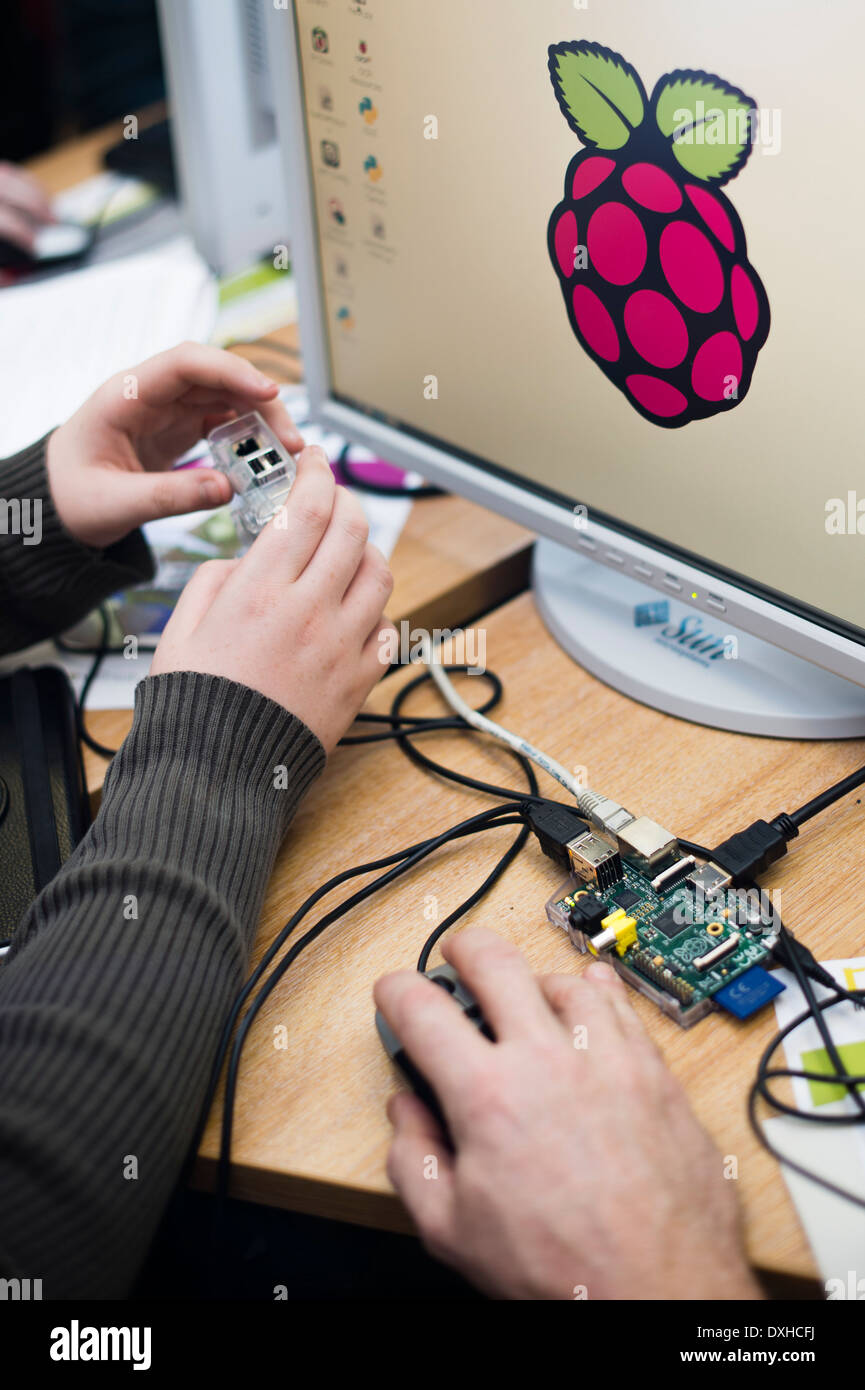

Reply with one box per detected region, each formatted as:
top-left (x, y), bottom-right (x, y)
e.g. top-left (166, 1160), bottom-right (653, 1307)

top-left (544, 875), bottom-right (714, 1028)
top-left (208, 411), bottom-right (296, 535)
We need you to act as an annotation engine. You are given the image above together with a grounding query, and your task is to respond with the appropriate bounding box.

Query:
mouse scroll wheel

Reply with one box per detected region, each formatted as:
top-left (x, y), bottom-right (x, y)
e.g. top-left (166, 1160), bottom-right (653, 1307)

top-left (432, 974), bottom-right (456, 994)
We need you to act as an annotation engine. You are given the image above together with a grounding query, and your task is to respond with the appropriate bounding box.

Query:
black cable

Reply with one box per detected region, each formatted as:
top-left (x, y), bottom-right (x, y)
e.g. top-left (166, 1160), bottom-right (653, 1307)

top-left (782, 924), bottom-right (865, 1120)
top-left (208, 665), bottom-right (545, 1213)
top-left (384, 666), bottom-right (560, 807)
top-left (214, 806), bottom-right (528, 1209)
top-left (72, 607), bottom-right (120, 760)
top-left (744, 910), bottom-right (865, 1207)
top-left (340, 713), bottom-right (469, 745)
top-left (337, 443), bottom-right (445, 499)
top-left (678, 836), bottom-right (713, 860)
top-left (749, 986), bottom-right (865, 1210)
top-left (786, 763), bottom-right (865, 829)
top-left (416, 820), bottom-right (530, 972)
top-left (197, 800), bottom-right (524, 1154)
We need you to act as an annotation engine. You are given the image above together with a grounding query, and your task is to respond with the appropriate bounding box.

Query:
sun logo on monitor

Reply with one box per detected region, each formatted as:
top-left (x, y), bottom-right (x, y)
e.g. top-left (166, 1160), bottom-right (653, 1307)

top-left (547, 41), bottom-right (771, 428)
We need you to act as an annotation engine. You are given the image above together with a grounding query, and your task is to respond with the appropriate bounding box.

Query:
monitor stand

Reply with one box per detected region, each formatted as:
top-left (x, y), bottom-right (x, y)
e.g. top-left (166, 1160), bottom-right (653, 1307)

top-left (533, 538), bottom-right (865, 739)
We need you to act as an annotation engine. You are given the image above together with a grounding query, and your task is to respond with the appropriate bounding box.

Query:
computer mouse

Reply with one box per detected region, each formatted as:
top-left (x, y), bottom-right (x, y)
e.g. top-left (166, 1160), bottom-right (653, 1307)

top-left (0, 221), bottom-right (93, 272)
top-left (375, 963), bottom-right (494, 1141)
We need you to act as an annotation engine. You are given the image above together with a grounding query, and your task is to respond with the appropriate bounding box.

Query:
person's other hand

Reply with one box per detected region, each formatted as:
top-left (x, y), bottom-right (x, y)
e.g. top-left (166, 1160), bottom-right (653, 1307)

top-left (46, 342), bottom-right (305, 549)
top-left (374, 927), bottom-right (761, 1301)
top-left (150, 446), bottom-right (394, 752)
top-left (0, 162), bottom-right (55, 251)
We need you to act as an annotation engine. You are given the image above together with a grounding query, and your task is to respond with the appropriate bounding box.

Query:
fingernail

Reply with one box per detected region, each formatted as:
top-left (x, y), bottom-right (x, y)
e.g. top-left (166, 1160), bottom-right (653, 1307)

top-left (201, 476), bottom-right (226, 505)
top-left (585, 961), bottom-right (618, 986)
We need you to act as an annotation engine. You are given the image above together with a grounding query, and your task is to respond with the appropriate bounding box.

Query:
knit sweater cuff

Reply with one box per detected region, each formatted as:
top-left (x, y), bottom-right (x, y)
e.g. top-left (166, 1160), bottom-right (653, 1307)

top-left (95, 672), bottom-right (326, 941)
top-left (0, 434), bottom-right (154, 653)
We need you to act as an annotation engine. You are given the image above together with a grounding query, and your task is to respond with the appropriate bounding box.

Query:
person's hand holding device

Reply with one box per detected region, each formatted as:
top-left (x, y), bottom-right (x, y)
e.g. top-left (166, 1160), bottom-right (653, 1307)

top-left (46, 342), bottom-right (305, 548)
top-left (375, 927), bottom-right (762, 1301)
top-left (150, 445), bottom-right (396, 752)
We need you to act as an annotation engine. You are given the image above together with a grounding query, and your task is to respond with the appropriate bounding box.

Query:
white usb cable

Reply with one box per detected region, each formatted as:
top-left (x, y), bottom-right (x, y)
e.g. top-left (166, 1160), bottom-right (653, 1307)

top-left (423, 636), bottom-right (635, 835)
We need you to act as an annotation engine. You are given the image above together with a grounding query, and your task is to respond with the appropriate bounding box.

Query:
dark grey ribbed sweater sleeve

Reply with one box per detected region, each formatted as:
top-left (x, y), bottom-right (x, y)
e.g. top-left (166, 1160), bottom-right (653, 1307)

top-left (0, 670), bottom-right (326, 1299)
top-left (0, 436), bottom-right (154, 655)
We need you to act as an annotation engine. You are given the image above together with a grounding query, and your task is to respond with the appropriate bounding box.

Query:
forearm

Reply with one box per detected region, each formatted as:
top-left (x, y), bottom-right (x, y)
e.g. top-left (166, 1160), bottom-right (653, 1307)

top-left (0, 671), bottom-right (325, 1298)
top-left (0, 435), bottom-right (154, 655)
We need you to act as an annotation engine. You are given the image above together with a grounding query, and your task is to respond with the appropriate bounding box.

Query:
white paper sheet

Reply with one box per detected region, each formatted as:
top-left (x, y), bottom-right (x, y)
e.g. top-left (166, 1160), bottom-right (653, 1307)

top-left (0, 237), bottom-right (217, 456)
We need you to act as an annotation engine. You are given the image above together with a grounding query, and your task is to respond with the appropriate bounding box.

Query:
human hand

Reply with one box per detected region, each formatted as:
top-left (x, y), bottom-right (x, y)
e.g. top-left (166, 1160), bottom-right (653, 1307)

top-left (46, 342), bottom-right (305, 549)
top-left (0, 162), bottom-right (54, 251)
top-left (374, 927), bottom-right (761, 1301)
top-left (150, 446), bottom-right (395, 752)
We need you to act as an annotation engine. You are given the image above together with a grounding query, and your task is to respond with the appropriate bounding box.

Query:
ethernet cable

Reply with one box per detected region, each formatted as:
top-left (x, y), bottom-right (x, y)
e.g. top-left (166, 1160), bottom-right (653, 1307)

top-left (424, 635), bottom-right (638, 838)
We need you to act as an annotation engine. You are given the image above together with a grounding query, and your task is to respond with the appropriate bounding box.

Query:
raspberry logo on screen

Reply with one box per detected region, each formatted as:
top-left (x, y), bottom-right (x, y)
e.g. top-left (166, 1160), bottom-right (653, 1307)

top-left (547, 41), bottom-right (770, 428)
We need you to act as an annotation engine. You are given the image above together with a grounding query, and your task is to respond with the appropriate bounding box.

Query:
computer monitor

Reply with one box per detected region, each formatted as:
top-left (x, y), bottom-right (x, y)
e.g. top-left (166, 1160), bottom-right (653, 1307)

top-left (156, 0), bottom-right (291, 274)
top-left (266, 0), bottom-right (865, 738)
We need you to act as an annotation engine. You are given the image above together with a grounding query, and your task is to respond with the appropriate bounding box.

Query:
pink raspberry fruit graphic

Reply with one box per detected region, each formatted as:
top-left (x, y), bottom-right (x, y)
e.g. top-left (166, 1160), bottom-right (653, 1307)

top-left (548, 41), bottom-right (770, 428)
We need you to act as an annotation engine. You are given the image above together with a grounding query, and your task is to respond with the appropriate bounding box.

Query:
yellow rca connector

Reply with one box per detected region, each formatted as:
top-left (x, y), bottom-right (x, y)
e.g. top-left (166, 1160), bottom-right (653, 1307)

top-left (587, 907), bottom-right (638, 958)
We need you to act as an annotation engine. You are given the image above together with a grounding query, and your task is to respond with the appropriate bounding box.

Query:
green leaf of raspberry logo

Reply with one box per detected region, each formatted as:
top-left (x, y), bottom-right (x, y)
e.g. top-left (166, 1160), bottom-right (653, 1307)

top-left (652, 70), bottom-right (756, 185)
top-left (548, 41), bottom-right (646, 151)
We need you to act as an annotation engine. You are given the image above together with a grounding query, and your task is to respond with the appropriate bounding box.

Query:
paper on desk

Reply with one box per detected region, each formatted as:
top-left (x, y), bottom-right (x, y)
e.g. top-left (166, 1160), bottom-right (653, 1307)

top-left (0, 236), bottom-right (217, 456)
top-left (766, 1116), bottom-right (865, 1292)
top-left (773, 958), bottom-right (865, 1118)
top-left (765, 960), bottom-right (865, 1288)
top-left (52, 171), bottom-right (159, 229)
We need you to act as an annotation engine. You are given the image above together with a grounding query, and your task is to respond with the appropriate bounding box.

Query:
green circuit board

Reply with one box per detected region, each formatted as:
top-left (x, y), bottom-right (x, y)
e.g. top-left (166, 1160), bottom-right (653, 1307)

top-left (553, 863), bottom-right (773, 1014)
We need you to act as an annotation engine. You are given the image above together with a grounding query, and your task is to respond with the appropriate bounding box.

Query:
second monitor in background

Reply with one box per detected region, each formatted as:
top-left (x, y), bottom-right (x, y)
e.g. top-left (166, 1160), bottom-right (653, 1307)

top-left (155, 0), bottom-right (290, 275)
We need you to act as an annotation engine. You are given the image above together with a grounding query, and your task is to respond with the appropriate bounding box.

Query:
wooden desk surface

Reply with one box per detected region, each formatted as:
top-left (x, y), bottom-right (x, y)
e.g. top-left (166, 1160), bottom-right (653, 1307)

top-left (190, 589), bottom-right (865, 1282)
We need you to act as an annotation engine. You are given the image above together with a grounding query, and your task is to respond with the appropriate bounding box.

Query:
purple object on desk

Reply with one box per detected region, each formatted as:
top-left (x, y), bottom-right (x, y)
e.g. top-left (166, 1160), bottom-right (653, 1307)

top-left (332, 456), bottom-right (407, 488)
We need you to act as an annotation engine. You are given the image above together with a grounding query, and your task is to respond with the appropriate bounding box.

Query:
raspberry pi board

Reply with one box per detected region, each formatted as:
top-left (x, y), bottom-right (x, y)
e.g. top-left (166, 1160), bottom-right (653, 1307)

top-left (546, 865), bottom-right (778, 1027)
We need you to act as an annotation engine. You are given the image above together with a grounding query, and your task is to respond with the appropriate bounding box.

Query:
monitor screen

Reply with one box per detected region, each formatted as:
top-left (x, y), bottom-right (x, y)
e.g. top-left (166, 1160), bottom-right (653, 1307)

top-left (288, 0), bottom-right (864, 646)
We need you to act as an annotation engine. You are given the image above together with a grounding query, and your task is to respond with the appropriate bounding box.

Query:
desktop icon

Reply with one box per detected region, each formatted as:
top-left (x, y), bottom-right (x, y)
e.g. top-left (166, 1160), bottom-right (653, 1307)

top-left (371, 216), bottom-right (386, 240)
top-left (546, 40), bottom-right (770, 429)
top-left (359, 96), bottom-right (379, 126)
top-left (328, 198), bottom-right (347, 226)
top-left (356, 40), bottom-right (371, 63)
top-left (312, 27), bottom-right (329, 54)
top-left (321, 140), bottom-right (341, 168)
top-left (336, 306), bottom-right (355, 331)
top-left (319, 86), bottom-right (334, 113)
top-left (364, 154), bottom-right (383, 183)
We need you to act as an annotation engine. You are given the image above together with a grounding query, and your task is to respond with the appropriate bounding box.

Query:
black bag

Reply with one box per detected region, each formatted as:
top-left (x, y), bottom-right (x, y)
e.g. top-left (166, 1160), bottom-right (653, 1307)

top-left (0, 667), bottom-right (90, 945)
